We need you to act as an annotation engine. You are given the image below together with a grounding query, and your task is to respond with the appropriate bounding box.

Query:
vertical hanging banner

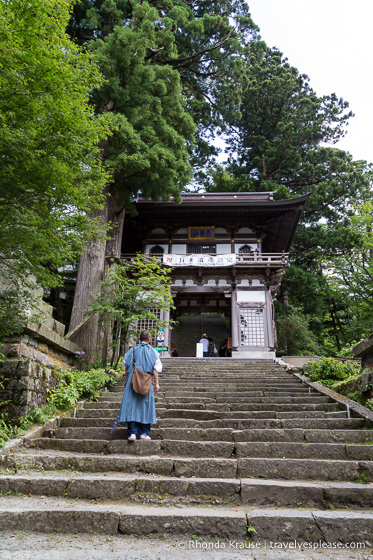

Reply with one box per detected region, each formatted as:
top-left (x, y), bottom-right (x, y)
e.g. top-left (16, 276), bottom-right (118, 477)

top-left (163, 254), bottom-right (236, 267)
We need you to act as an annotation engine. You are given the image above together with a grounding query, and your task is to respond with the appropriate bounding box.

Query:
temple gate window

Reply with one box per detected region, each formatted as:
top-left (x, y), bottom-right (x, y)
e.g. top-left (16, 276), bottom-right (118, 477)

top-left (187, 244), bottom-right (216, 255)
top-left (149, 245), bottom-right (164, 257)
top-left (136, 308), bottom-right (161, 346)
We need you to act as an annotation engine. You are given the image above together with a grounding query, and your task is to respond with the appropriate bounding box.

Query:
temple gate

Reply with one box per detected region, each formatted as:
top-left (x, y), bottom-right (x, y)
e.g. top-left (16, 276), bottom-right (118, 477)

top-left (121, 192), bottom-right (308, 359)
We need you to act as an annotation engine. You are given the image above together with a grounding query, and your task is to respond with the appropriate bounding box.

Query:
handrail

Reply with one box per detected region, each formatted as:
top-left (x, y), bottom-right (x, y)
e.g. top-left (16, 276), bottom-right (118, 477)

top-left (120, 252), bottom-right (289, 265)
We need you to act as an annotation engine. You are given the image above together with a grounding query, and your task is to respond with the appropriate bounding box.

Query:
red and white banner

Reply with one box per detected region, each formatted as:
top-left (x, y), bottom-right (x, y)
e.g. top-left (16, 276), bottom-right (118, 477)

top-left (163, 254), bottom-right (236, 267)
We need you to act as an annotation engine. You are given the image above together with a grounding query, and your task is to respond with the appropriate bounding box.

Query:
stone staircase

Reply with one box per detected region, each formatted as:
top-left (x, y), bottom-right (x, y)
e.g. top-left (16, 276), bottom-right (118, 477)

top-left (0, 358), bottom-right (372, 544)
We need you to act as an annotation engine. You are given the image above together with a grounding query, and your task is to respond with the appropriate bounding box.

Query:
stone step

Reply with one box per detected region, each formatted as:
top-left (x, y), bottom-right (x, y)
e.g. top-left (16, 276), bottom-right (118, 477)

top-left (110, 386), bottom-right (312, 394)
top-left (0, 497), bottom-right (247, 538)
top-left (154, 391), bottom-right (317, 398)
top-left (30, 437), bottom-right (373, 462)
top-left (75, 411), bottom-right (362, 430)
top-left (4, 495), bottom-right (371, 544)
top-left (1, 474), bottom-right (372, 509)
top-left (3, 452), bottom-right (373, 482)
top-left (83, 401), bottom-right (339, 412)
top-left (56, 423), bottom-right (373, 444)
top-left (156, 418), bottom-right (367, 430)
top-left (98, 395), bottom-right (332, 403)
top-left (156, 409), bottom-right (346, 420)
top-left (160, 374), bottom-right (292, 379)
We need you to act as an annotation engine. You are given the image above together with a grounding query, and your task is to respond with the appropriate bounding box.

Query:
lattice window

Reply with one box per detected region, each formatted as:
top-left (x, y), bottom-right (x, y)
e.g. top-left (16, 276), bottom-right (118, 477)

top-left (240, 308), bottom-right (265, 346)
top-left (149, 245), bottom-right (164, 256)
top-left (187, 244), bottom-right (216, 254)
top-left (136, 308), bottom-right (161, 346)
top-left (238, 244), bottom-right (253, 254)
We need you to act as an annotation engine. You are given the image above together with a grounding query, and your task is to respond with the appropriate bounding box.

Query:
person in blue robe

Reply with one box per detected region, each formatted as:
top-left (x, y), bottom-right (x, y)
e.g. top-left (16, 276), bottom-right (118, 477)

top-left (110, 330), bottom-right (161, 440)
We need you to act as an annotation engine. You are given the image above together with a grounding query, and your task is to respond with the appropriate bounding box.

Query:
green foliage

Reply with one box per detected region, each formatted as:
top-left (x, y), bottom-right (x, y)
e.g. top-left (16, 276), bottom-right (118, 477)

top-left (275, 306), bottom-right (322, 356)
top-left (203, 41), bottom-right (373, 353)
top-left (0, 366), bottom-right (121, 448)
top-left (365, 399), bottom-right (373, 412)
top-left (0, 289), bottom-right (30, 342)
top-left (91, 11), bottom-right (196, 205)
top-left (0, 0), bottom-right (110, 291)
top-left (88, 254), bottom-right (174, 365)
top-left (306, 358), bottom-right (360, 387)
top-left (67, 0), bottom-right (259, 178)
top-left (0, 413), bottom-right (19, 448)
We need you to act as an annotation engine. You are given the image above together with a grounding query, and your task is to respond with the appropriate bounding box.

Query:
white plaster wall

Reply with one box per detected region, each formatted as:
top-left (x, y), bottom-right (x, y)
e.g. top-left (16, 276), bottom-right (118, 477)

top-left (145, 244), bottom-right (168, 253)
top-left (215, 227), bottom-right (227, 234)
top-left (172, 244), bottom-right (187, 254)
top-left (237, 290), bottom-right (266, 303)
top-left (239, 279), bottom-right (264, 287)
top-left (172, 279), bottom-right (197, 287)
top-left (176, 228), bottom-right (188, 234)
top-left (217, 244), bottom-right (231, 254)
top-left (237, 227), bottom-right (253, 233)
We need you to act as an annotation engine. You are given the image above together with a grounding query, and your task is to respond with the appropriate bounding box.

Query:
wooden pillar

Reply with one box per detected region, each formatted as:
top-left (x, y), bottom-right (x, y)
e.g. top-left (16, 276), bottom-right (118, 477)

top-left (167, 227), bottom-right (174, 254)
top-left (230, 228), bottom-right (236, 253)
top-left (231, 283), bottom-right (239, 351)
top-left (161, 307), bottom-right (171, 357)
top-left (265, 288), bottom-right (275, 350)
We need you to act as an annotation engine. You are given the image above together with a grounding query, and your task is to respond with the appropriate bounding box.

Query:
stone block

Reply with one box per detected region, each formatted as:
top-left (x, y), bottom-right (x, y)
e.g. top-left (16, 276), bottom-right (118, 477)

top-left (161, 440), bottom-right (235, 458)
top-left (237, 458), bottom-right (359, 481)
top-left (247, 509), bottom-right (322, 542)
top-left (313, 511), bottom-right (373, 545)
top-left (345, 444), bottom-right (373, 461)
top-left (0, 510), bottom-right (120, 535)
top-left (67, 478), bottom-right (136, 500)
top-left (174, 458), bottom-right (237, 478)
top-left (107, 440), bottom-right (162, 456)
top-left (241, 480), bottom-right (324, 508)
top-left (119, 508), bottom-right (247, 538)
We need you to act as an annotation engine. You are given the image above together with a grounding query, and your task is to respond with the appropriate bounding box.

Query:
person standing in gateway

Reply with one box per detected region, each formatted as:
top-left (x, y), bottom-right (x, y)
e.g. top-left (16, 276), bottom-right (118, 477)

top-left (199, 333), bottom-right (209, 357)
top-left (110, 330), bottom-right (161, 441)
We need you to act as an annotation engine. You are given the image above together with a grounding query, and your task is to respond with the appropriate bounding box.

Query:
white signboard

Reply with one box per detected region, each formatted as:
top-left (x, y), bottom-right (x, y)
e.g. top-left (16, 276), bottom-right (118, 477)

top-left (163, 254), bottom-right (237, 267)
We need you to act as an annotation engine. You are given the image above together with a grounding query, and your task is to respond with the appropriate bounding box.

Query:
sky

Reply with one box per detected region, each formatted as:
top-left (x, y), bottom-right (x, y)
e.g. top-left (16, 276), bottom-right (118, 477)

top-left (246, 0), bottom-right (373, 164)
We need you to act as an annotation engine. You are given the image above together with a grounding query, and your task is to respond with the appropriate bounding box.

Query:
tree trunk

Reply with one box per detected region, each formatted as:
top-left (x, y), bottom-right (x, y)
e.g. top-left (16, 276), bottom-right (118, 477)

top-left (101, 189), bottom-right (126, 364)
top-left (69, 204), bottom-right (108, 361)
top-left (69, 187), bottom-right (126, 363)
top-left (282, 288), bottom-right (289, 315)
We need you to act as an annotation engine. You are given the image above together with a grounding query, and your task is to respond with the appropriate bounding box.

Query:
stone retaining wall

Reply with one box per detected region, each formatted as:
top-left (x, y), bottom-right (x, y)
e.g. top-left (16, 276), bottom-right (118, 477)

top-left (353, 334), bottom-right (373, 372)
top-left (0, 329), bottom-right (80, 420)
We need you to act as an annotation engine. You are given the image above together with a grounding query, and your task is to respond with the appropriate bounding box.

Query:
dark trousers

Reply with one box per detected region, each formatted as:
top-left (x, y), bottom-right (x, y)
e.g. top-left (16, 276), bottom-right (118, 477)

top-left (203, 351), bottom-right (208, 357)
top-left (127, 421), bottom-right (151, 436)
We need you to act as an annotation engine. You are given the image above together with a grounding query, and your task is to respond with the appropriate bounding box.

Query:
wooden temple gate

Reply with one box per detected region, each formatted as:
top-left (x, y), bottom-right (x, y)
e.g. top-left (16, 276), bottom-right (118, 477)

top-left (121, 192), bottom-right (308, 359)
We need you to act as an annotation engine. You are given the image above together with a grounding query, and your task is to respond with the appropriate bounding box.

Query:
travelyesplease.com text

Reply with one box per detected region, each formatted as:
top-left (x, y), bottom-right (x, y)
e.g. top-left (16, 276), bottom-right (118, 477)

top-left (176, 539), bottom-right (366, 550)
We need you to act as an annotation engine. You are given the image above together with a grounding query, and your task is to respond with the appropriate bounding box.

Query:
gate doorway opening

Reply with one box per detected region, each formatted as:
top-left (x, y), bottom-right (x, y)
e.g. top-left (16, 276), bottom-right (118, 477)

top-left (171, 313), bottom-right (230, 357)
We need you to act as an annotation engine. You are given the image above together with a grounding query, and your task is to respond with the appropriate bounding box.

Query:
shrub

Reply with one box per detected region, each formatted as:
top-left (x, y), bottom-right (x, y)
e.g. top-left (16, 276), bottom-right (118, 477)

top-left (306, 358), bottom-right (360, 387)
top-left (276, 306), bottom-right (322, 356)
top-left (0, 366), bottom-right (122, 448)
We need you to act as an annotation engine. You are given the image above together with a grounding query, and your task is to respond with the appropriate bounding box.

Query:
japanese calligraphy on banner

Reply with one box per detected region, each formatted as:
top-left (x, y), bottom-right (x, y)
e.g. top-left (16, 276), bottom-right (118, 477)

top-left (188, 226), bottom-right (215, 240)
top-left (163, 254), bottom-right (237, 267)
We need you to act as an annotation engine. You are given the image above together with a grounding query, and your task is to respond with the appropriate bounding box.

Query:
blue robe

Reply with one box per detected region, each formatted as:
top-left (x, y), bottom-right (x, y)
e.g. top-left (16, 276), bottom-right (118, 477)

top-left (110, 343), bottom-right (159, 432)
